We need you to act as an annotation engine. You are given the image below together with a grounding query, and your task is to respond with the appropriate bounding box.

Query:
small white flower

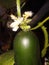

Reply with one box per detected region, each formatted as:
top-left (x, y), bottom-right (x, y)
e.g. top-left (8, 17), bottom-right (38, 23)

top-left (23, 11), bottom-right (33, 19)
top-left (10, 11), bottom-right (32, 31)
top-left (10, 17), bottom-right (23, 27)
top-left (44, 58), bottom-right (49, 65)
top-left (45, 58), bottom-right (48, 61)
top-left (24, 11), bottom-right (33, 17)
top-left (10, 14), bottom-right (23, 31)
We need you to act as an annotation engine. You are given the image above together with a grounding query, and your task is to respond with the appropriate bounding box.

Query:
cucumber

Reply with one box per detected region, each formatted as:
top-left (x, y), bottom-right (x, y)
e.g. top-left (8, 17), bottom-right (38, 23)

top-left (14, 31), bottom-right (41, 65)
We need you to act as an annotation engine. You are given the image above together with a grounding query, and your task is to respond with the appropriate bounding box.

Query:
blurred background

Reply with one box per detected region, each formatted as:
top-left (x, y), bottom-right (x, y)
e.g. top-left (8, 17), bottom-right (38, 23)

top-left (0, 0), bottom-right (49, 64)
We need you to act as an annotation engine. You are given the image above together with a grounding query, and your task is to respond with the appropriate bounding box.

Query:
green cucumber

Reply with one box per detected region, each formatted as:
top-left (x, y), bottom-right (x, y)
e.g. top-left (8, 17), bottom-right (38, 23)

top-left (14, 31), bottom-right (40, 65)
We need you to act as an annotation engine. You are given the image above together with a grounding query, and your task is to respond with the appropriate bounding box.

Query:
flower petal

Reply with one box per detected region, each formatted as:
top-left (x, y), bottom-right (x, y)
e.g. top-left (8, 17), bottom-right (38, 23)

top-left (25, 11), bottom-right (33, 16)
top-left (12, 26), bottom-right (19, 31)
top-left (23, 11), bottom-right (33, 18)
top-left (10, 21), bottom-right (18, 28)
top-left (10, 14), bottom-right (17, 20)
top-left (17, 17), bottom-right (23, 24)
top-left (10, 17), bottom-right (23, 28)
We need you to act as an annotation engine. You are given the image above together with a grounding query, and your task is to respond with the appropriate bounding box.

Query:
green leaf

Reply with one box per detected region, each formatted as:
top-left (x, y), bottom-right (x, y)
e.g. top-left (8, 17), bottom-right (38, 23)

top-left (0, 50), bottom-right (14, 65)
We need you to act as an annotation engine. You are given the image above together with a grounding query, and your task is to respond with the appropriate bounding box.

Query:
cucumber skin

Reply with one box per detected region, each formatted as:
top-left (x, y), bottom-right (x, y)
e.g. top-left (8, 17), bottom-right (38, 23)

top-left (14, 31), bottom-right (40, 65)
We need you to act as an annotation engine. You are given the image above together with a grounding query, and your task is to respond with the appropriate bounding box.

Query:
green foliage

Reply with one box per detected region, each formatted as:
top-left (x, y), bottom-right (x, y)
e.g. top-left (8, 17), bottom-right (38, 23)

top-left (0, 50), bottom-right (14, 65)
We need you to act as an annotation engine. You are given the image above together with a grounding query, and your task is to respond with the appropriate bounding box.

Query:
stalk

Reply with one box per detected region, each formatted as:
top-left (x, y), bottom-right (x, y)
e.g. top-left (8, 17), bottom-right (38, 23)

top-left (16, 0), bottom-right (21, 17)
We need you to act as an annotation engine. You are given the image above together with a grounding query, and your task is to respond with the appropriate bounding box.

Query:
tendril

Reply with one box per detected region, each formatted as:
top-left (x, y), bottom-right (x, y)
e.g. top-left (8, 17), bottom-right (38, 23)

top-left (31, 17), bottom-right (49, 30)
top-left (41, 26), bottom-right (49, 57)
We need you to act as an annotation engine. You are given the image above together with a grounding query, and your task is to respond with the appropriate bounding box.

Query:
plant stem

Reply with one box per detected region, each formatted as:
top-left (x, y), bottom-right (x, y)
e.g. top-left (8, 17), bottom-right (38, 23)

top-left (16, 0), bottom-right (21, 17)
